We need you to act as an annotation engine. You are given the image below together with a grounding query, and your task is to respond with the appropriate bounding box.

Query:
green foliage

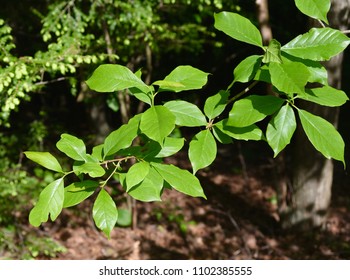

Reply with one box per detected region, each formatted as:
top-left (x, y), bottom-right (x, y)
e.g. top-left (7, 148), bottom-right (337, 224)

top-left (24, 0), bottom-right (349, 237)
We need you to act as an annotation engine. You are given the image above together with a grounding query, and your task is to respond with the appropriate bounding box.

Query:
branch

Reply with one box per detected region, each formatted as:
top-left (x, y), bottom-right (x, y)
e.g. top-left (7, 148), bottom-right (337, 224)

top-left (227, 80), bottom-right (259, 105)
top-left (34, 77), bottom-right (68, 86)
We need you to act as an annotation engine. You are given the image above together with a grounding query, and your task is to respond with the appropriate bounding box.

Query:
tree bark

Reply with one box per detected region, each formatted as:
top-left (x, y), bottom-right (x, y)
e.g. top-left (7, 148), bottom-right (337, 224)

top-left (280, 0), bottom-right (350, 230)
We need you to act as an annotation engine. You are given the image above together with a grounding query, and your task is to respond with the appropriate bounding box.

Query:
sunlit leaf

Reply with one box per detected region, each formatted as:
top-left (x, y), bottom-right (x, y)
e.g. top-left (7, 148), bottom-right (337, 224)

top-left (24, 151), bottom-right (63, 173)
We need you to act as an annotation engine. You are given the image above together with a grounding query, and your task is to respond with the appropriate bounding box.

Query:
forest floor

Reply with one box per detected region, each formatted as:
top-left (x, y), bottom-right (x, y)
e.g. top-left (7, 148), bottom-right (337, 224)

top-left (37, 143), bottom-right (350, 260)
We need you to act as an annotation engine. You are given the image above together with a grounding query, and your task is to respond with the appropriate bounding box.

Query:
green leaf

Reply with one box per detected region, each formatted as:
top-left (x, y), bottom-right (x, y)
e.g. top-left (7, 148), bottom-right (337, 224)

top-left (140, 105), bottom-right (176, 143)
top-left (74, 162), bottom-right (106, 178)
top-left (254, 65), bottom-right (271, 83)
top-left (91, 144), bottom-right (104, 161)
top-left (299, 86), bottom-right (349, 107)
top-left (266, 104), bottom-right (297, 157)
top-left (164, 100), bottom-right (207, 127)
top-left (215, 120), bottom-right (264, 141)
top-left (127, 167), bottom-right (163, 202)
top-left (152, 162), bottom-right (206, 199)
top-left (24, 151), bottom-right (63, 173)
top-left (116, 209), bottom-right (132, 227)
top-left (282, 28), bottom-right (350, 61)
top-left (125, 161), bottom-right (150, 191)
top-left (63, 180), bottom-right (99, 208)
top-left (212, 126), bottom-right (233, 144)
top-left (156, 137), bottom-right (185, 158)
top-left (189, 130), bottom-right (217, 174)
top-left (103, 114), bottom-right (141, 157)
top-left (269, 60), bottom-right (310, 96)
top-left (56, 134), bottom-right (88, 162)
top-left (294, 0), bottom-right (330, 24)
top-left (233, 55), bottom-right (262, 84)
top-left (129, 87), bottom-right (153, 105)
top-left (86, 64), bottom-right (150, 94)
top-left (158, 66), bottom-right (209, 92)
top-left (29, 178), bottom-right (64, 227)
top-left (92, 188), bottom-right (118, 238)
top-left (282, 53), bottom-right (328, 84)
top-left (228, 95), bottom-right (284, 127)
top-left (263, 39), bottom-right (282, 63)
top-left (214, 12), bottom-right (263, 48)
top-left (204, 90), bottom-right (229, 120)
top-left (298, 109), bottom-right (345, 164)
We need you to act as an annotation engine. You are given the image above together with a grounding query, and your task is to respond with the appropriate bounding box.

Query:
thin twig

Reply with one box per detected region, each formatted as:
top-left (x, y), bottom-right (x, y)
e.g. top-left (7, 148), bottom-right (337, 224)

top-left (227, 80), bottom-right (259, 105)
top-left (34, 77), bottom-right (68, 86)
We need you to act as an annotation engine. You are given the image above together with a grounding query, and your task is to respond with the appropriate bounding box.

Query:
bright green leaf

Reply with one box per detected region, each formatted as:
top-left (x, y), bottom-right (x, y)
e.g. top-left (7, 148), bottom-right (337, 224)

top-left (269, 60), bottom-right (310, 96)
top-left (263, 39), bottom-right (282, 63)
top-left (298, 109), bottom-right (345, 164)
top-left (214, 12), bottom-right (263, 48)
top-left (56, 134), bottom-right (88, 162)
top-left (282, 28), bottom-right (350, 61)
top-left (86, 64), bottom-right (150, 94)
top-left (140, 106), bottom-right (176, 143)
top-left (126, 161), bottom-right (150, 191)
top-left (266, 104), bottom-right (297, 157)
top-left (24, 151), bottom-right (63, 173)
top-left (152, 163), bottom-right (206, 199)
top-left (294, 0), bottom-right (330, 24)
top-left (127, 167), bottom-right (163, 202)
top-left (92, 188), bottom-right (118, 238)
top-left (228, 95), bottom-right (284, 127)
top-left (91, 144), bottom-right (104, 161)
top-left (189, 130), bottom-right (217, 174)
top-left (103, 114), bottom-right (141, 157)
top-left (233, 55), bottom-right (262, 84)
top-left (215, 120), bottom-right (264, 141)
top-left (159, 66), bottom-right (209, 92)
top-left (204, 90), bottom-right (229, 120)
top-left (29, 178), bottom-right (64, 227)
top-left (63, 180), bottom-right (99, 208)
top-left (164, 100), bottom-right (207, 127)
top-left (156, 137), bottom-right (185, 158)
top-left (212, 126), bottom-right (233, 144)
top-left (299, 86), bottom-right (349, 107)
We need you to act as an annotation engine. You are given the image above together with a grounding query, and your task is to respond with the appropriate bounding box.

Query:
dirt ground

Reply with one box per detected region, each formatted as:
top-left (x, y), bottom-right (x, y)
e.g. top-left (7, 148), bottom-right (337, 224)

top-left (35, 143), bottom-right (350, 260)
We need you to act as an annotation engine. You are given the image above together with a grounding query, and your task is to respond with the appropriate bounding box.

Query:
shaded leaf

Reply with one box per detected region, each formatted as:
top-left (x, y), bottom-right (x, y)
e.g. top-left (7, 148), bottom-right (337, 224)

top-left (215, 120), bottom-right (264, 141)
top-left (74, 162), bottom-right (106, 178)
top-left (263, 39), bottom-right (282, 63)
top-left (299, 86), bottom-right (349, 107)
top-left (228, 95), bottom-right (284, 127)
top-left (103, 114), bottom-right (141, 157)
top-left (233, 55), bottom-right (262, 84)
top-left (63, 180), bottom-right (99, 208)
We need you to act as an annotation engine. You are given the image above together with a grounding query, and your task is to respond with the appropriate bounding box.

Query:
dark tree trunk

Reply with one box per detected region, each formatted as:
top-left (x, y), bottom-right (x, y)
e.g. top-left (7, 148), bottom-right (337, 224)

top-left (279, 0), bottom-right (350, 230)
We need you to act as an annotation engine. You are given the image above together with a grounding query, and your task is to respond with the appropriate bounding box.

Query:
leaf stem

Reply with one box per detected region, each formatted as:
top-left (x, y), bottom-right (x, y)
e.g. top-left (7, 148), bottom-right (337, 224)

top-left (100, 163), bottom-right (120, 188)
top-left (227, 80), bottom-right (259, 105)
